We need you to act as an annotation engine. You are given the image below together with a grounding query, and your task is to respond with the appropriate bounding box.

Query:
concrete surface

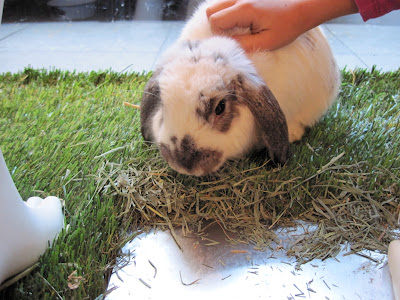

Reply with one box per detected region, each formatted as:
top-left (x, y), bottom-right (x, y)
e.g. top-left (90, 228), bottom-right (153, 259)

top-left (1, 10), bottom-right (399, 74)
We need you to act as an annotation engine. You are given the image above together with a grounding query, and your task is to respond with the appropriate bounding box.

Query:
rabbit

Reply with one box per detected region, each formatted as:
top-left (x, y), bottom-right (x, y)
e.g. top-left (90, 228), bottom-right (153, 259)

top-left (140, 0), bottom-right (340, 176)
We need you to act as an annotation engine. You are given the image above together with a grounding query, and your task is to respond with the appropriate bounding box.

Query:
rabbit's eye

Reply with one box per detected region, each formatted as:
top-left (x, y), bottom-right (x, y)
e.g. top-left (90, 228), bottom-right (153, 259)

top-left (215, 100), bottom-right (225, 116)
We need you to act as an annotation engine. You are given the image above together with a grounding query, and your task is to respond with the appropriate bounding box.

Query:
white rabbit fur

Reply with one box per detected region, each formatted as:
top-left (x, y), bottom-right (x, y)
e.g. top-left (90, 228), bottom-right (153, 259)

top-left (140, 0), bottom-right (339, 176)
top-left (180, 0), bottom-right (340, 142)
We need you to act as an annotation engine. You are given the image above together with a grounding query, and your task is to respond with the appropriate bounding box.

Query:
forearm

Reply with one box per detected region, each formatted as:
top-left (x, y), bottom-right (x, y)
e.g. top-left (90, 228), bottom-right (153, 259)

top-left (297, 0), bottom-right (359, 31)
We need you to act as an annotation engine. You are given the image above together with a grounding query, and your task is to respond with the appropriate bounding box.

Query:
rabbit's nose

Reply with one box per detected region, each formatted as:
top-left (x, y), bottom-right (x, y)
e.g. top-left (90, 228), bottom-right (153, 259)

top-left (159, 135), bottom-right (222, 176)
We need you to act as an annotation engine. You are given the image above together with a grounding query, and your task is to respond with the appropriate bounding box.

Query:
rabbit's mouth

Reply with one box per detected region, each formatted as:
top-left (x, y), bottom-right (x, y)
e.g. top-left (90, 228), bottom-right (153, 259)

top-left (159, 135), bottom-right (223, 176)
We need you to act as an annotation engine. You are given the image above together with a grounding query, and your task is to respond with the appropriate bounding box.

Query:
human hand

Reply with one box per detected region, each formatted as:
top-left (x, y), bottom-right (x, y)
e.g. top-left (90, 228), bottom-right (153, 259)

top-left (207, 0), bottom-right (307, 51)
top-left (206, 0), bottom-right (359, 52)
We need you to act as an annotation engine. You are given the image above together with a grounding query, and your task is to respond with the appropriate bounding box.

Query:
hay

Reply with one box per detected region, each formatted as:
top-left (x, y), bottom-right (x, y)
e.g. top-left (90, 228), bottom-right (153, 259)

top-left (96, 147), bottom-right (399, 262)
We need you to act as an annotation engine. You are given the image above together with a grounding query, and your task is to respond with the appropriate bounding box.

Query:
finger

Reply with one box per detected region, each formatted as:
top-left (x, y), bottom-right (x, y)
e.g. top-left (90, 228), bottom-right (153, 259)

top-left (206, 0), bottom-right (237, 19)
top-left (209, 6), bottom-right (254, 35)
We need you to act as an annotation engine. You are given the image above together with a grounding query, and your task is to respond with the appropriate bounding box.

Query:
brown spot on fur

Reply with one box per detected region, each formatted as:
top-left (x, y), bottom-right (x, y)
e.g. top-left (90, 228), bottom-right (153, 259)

top-left (140, 69), bottom-right (162, 141)
top-left (160, 135), bottom-right (222, 174)
top-left (196, 90), bottom-right (239, 133)
top-left (233, 75), bottom-right (290, 164)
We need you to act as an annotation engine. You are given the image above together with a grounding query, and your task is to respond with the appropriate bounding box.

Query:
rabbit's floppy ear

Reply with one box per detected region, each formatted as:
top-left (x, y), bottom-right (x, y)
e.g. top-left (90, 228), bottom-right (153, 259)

top-left (140, 69), bottom-right (162, 142)
top-left (234, 75), bottom-right (290, 164)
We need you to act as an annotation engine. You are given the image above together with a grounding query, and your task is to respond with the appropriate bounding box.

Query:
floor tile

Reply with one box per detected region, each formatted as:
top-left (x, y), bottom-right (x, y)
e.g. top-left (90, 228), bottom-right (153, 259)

top-left (0, 21), bottom-right (180, 73)
top-left (0, 51), bottom-right (157, 73)
top-left (1, 20), bottom-right (399, 74)
top-left (326, 24), bottom-right (400, 56)
top-left (0, 23), bottom-right (27, 41)
top-left (324, 23), bottom-right (400, 71)
top-left (361, 55), bottom-right (400, 72)
top-left (1, 21), bottom-right (172, 52)
top-left (334, 54), bottom-right (368, 70)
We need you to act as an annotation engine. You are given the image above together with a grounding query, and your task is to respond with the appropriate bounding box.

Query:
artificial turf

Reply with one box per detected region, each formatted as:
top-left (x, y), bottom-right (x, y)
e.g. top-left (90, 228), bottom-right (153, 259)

top-left (0, 67), bottom-right (399, 299)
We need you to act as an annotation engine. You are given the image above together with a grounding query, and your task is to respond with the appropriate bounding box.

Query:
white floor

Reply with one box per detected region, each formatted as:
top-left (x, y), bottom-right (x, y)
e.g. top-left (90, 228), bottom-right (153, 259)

top-left (0, 21), bottom-right (184, 73)
top-left (107, 226), bottom-right (394, 300)
top-left (1, 15), bottom-right (400, 74)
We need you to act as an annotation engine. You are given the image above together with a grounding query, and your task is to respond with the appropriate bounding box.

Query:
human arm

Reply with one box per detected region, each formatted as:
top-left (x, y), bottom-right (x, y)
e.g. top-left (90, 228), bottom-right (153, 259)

top-left (206, 0), bottom-right (359, 52)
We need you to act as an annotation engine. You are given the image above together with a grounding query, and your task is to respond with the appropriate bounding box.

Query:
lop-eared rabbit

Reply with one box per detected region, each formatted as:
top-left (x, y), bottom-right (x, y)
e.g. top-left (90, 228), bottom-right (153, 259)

top-left (140, 0), bottom-right (340, 176)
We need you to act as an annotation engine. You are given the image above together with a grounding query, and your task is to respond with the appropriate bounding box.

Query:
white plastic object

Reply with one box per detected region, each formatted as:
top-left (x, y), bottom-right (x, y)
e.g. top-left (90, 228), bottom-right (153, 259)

top-left (0, 148), bottom-right (64, 284)
top-left (389, 240), bottom-right (400, 300)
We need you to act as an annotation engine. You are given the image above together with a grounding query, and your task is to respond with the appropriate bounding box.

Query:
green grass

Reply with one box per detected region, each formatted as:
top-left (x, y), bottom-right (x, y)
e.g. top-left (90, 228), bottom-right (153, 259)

top-left (0, 69), bottom-right (149, 299)
top-left (0, 67), bottom-right (399, 298)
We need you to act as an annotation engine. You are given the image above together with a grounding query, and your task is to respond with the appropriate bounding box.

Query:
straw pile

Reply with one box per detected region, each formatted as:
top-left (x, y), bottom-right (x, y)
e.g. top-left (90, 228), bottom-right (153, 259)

top-left (97, 147), bottom-right (399, 263)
